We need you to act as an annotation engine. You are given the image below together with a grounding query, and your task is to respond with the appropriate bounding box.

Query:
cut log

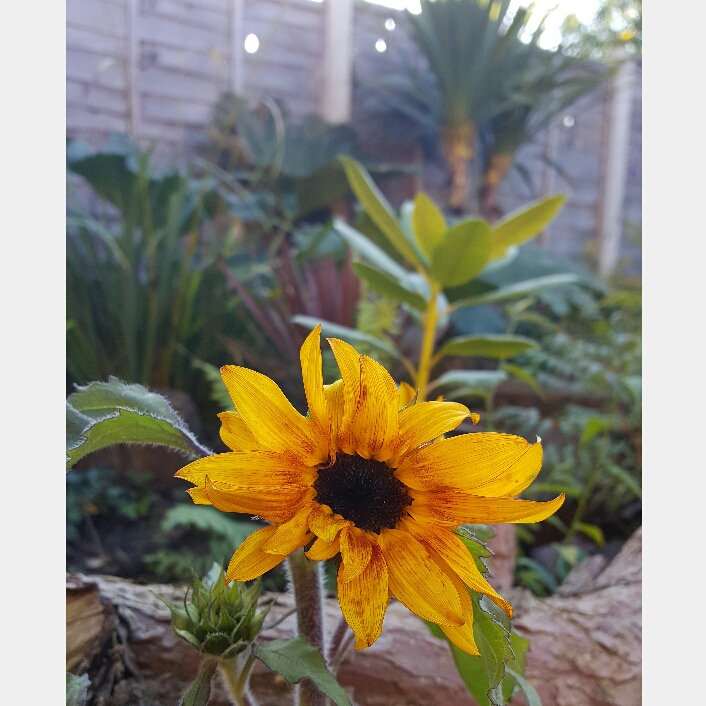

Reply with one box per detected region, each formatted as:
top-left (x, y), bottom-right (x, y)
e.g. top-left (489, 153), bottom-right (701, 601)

top-left (67, 527), bottom-right (641, 706)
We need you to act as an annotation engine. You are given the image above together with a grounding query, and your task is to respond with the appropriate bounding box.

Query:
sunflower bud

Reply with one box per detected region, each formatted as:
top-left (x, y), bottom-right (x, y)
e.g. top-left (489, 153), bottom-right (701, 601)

top-left (163, 562), bottom-right (268, 660)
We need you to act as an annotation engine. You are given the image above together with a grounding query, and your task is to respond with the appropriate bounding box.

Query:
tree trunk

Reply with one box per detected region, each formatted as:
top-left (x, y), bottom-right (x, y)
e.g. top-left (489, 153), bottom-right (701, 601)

top-left (67, 527), bottom-right (641, 706)
top-left (442, 124), bottom-right (476, 214)
top-left (479, 153), bottom-right (512, 223)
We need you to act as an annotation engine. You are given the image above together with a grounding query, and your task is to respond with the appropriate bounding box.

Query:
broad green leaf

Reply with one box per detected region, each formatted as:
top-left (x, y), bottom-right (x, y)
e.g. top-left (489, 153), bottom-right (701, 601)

top-left (505, 668), bottom-right (542, 706)
top-left (573, 522), bottom-right (606, 547)
top-left (412, 192), bottom-right (447, 259)
top-left (66, 378), bottom-right (212, 469)
top-left (430, 219), bottom-right (491, 288)
top-left (502, 633), bottom-right (531, 702)
top-left (503, 363), bottom-right (543, 395)
top-left (291, 315), bottom-right (403, 361)
top-left (181, 658), bottom-right (218, 706)
top-left (428, 370), bottom-right (508, 395)
top-left (455, 525), bottom-right (496, 573)
top-left (339, 156), bottom-right (423, 268)
top-left (333, 217), bottom-right (410, 283)
top-left (436, 334), bottom-right (538, 361)
top-left (66, 673), bottom-right (89, 706)
top-left (604, 462), bottom-right (642, 500)
top-left (352, 262), bottom-right (427, 310)
top-left (580, 417), bottom-right (609, 445)
top-left (489, 195), bottom-right (568, 260)
top-left (252, 637), bottom-right (352, 706)
top-left (449, 274), bottom-right (579, 312)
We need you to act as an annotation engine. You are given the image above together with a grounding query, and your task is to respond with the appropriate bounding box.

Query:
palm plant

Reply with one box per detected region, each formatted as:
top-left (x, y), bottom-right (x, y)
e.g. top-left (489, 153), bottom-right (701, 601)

top-left (405, 0), bottom-right (534, 212)
top-left (478, 44), bottom-right (611, 220)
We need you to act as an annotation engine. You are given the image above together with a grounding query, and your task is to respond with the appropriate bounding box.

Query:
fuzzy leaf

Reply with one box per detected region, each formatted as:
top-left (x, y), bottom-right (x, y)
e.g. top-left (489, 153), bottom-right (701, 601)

top-left (436, 334), bottom-right (538, 361)
top-left (253, 637), bottom-right (352, 706)
top-left (66, 378), bottom-right (211, 469)
top-left (412, 192), bottom-right (447, 259)
top-left (502, 633), bottom-right (530, 702)
top-left (449, 274), bottom-right (579, 312)
top-left (352, 262), bottom-right (427, 310)
top-left (430, 219), bottom-right (491, 288)
top-left (489, 195), bottom-right (568, 260)
top-left (181, 658), bottom-right (218, 706)
top-left (291, 315), bottom-right (403, 361)
top-left (505, 668), bottom-right (542, 706)
top-left (339, 156), bottom-right (423, 268)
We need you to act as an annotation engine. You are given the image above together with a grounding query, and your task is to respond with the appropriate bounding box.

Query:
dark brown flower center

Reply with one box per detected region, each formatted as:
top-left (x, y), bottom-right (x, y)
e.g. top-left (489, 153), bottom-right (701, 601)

top-left (312, 453), bottom-right (413, 534)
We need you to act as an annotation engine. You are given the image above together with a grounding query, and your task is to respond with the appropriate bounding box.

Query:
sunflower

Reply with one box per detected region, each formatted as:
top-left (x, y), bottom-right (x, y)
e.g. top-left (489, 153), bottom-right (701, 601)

top-left (176, 325), bottom-right (564, 655)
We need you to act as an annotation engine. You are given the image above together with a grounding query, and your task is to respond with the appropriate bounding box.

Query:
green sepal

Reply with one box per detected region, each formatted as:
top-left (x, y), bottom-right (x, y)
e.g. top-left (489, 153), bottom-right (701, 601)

top-left (252, 636), bottom-right (352, 706)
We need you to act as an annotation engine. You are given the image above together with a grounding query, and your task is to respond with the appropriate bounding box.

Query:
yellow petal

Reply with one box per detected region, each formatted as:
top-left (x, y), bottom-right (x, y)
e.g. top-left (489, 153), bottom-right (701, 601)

top-left (351, 355), bottom-right (400, 461)
top-left (379, 528), bottom-right (464, 627)
top-left (389, 401), bottom-right (471, 466)
top-left (306, 535), bottom-right (341, 561)
top-left (338, 526), bottom-right (373, 583)
top-left (403, 520), bottom-right (512, 618)
top-left (300, 326), bottom-right (331, 455)
top-left (395, 432), bottom-right (537, 491)
top-left (217, 411), bottom-right (260, 451)
top-left (220, 366), bottom-right (326, 464)
top-left (434, 554), bottom-right (480, 656)
top-left (398, 381), bottom-right (417, 409)
top-left (226, 525), bottom-right (287, 582)
top-left (186, 485), bottom-right (210, 505)
top-left (338, 544), bottom-right (389, 649)
top-left (327, 338), bottom-right (361, 453)
top-left (263, 503), bottom-right (316, 555)
top-left (410, 490), bottom-right (565, 526)
top-left (323, 380), bottom-right (345, 454)
top-left (204, 476), bottom-right (315, 523)
top-left (471, 440), bottom-right (543, 498)
top-left (309, 503), bottom-right (352, 542)
top-left (176, 451), bottom-right (315, 487)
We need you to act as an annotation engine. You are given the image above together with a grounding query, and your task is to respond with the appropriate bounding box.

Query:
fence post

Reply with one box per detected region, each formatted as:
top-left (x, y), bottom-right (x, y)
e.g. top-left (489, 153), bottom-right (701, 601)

top-left (321, 0), bottom-right (354, 124)
top-left (598, 59), bottom-right (636, 279)
top-left (230, 0), bottom-right (245, 95)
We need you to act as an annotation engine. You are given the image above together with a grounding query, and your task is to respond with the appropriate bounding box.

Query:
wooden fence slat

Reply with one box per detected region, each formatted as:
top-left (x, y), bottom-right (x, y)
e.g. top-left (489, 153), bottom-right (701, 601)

top-left (67, 0), bottom-right (128, 37)
top-left (67, 48), bottom-right (127, 91)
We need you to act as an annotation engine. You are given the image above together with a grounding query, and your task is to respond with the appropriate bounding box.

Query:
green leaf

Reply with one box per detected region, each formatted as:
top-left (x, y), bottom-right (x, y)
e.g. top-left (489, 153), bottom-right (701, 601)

top-left (449, 274), bottom-right (579, 312)
top-left (503, 632), bottom-right (530, 702)
top-left (436, 334), bottom-right (538, 361)
top-left (503, 363), bottom-right (543, 395)
top-left (352, 262), bottom-right (427, 310)
top-left (181, 658), bottom-right (218, 706)
top-left (505, 668), bottom-right (542, 706)
top-left (489, 195), bottom-right (568, 260)
top-left (412, 192), bottom-right (447, 259)
top-left (604, 462), bottom-right (642, 500)
top-left (430, 218), bottom-right (491, 288)
top-left (333, 217), bottom-right (410, 283)
top-left (428, 370), bottom-right (508, 396)
top-left (161, 505), bottom-right (258, 547)
top-left (339, 156), bottom-right (423, 268)
top-left (573, 522), bottom-right (606, 547)
top-left (66, 673), bottom-right (90, 706)
top-left (580, 417), bottom-right (609, 445)
top-left (66, 378), bottom-right (212, 469)
top-left (252, 637), bottom-right (352, 706)
top-left (291, 315), bottom-right (403, 361)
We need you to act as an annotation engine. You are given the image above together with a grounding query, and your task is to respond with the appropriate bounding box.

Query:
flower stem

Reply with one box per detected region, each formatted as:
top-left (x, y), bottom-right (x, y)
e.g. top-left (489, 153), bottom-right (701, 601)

top-left (287, 549), bottom-right (327, 706)
top-left (219, 652), bottom-right (259, 706)
top-left (415, 283), bottom-right (442, 402)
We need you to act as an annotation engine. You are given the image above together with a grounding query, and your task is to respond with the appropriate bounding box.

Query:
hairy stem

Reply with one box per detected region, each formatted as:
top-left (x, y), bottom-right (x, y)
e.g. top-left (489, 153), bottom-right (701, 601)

top-left (287, 549), bottom-right (327, 706)
top-left (219, 653), bottom-right (258, 706)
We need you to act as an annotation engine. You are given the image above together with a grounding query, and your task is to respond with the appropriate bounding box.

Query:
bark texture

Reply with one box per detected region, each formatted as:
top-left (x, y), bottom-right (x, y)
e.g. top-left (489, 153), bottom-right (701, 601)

top-left (67, 527), bottom-right (641, 706)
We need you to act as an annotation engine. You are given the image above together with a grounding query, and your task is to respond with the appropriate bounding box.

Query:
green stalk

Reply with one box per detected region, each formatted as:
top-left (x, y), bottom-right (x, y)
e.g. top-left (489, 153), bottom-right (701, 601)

top-left (219, 653), bottom-right (258, 706)
top-left (414, 282), bottom-right (442, 401)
